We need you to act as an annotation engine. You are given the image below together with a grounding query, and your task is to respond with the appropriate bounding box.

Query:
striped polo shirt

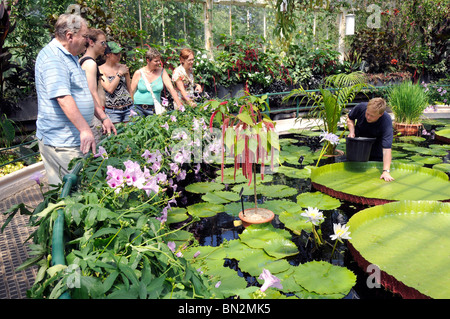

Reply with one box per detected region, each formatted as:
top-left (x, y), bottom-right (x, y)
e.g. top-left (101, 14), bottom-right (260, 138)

top-left (35, 38), bottom-right (94, 147)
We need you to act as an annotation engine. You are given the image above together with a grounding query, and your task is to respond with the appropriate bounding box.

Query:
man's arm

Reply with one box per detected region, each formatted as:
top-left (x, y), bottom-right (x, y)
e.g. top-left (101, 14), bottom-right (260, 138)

top-left (380, 148), bottom-right (394, 182)
top-left (56, 95), bottom-right (96, 154)
top-left (346, 116), bottom-right (356, 138)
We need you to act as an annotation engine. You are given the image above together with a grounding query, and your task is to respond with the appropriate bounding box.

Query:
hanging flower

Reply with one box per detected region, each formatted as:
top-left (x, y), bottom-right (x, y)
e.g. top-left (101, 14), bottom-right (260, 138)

top-left (390, 59), bottom-right (398, 65)
top-left (330, 223), bottom-right (352, 242)
top-left (258, 269), bottom-right (283, 292)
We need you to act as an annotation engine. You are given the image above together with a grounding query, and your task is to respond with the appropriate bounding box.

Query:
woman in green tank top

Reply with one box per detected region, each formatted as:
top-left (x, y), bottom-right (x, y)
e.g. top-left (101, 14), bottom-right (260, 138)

top-left (130, 47), bottom-right (183, 116)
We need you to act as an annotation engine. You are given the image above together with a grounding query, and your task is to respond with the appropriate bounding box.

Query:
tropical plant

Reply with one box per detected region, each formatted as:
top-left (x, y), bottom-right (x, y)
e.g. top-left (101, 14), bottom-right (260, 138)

top-left (207, 93), bottom-right (279, 211)
top-left (284, 71), bottom-right (368, 154)
top-left (388, 81), bottom-right (430, 124)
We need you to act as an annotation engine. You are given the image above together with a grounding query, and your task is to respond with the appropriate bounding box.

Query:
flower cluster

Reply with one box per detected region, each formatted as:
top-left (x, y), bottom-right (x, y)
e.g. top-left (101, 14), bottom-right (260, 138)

top-left (422, 81), bottom-right (449, 105)
top-left (106, 159), bottom-right (164, 197)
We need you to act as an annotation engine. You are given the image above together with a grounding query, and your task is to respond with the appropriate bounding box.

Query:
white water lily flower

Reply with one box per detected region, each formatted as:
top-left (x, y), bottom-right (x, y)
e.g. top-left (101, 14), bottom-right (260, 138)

top-left (330, 223), bottom-right (351, 242)
top-left (301, 207), bottom-right (324, 226)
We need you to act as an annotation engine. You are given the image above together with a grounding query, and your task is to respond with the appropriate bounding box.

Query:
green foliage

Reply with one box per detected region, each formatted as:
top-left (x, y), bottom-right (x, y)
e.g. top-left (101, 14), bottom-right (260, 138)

top-left (284, 71), bottom-right (367, 153)
top-left (0, 114), bottom-right (15, 148)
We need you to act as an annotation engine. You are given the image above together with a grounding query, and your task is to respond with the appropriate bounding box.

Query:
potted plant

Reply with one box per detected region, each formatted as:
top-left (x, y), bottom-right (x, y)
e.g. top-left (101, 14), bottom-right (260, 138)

top-left (208, 93), bottom-right (279, 227)
top-left (388, 81), bottom-right (429, 136)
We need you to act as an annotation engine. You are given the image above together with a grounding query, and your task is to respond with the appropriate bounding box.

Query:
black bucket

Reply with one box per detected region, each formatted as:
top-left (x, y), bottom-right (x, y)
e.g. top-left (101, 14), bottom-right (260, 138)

top-left (346, 137), bottom-right (376, 162)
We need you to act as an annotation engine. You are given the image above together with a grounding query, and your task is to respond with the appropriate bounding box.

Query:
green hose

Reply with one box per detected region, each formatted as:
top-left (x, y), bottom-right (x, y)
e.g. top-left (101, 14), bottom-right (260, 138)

top-left (51, 170), bottom-right (79, 299)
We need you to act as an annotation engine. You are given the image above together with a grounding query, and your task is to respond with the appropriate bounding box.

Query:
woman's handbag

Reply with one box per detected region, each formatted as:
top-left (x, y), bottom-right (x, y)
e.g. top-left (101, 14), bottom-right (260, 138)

top-left (140, 68), bottom-right (166, 114)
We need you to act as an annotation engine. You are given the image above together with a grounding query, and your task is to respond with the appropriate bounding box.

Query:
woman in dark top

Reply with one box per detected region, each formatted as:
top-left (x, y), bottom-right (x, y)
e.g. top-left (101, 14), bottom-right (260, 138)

top-left (347, 98), bottom-right (394, 182)
top-left (99, 41), bottom-right (133, 123)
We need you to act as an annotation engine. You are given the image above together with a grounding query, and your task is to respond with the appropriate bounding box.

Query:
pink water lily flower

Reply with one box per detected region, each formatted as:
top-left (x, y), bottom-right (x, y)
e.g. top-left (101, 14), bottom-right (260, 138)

top-left (258, 269), bottom-right (283, 292)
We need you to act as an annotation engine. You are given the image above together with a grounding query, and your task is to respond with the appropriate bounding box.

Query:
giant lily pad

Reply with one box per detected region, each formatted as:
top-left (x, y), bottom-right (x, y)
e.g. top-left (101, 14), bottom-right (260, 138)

top-left (311, 162), bottom-right (450, 205)
top-left (347, 201), bottom-right (450, 299)
top-left (432, 163), bottom-right (450, 173)
top-left (435, 128), bottom-right (450, 144)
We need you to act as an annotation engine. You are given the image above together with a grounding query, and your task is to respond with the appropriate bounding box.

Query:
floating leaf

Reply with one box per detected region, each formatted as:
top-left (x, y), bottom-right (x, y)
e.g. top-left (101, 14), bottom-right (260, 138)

top-left (409, 155), bottom-right (443, 165)
top-left (273, 165), bottom-right (311, 179)
top-left (166, 207), bottom-right (190, 224)
top-left (239, 224), bottom-right (298, 258)
top-left (435, 128), bottom-right (450, 144)
top-left (238, 249), bottom-right (291, 276)
top-left (348, 201), bottom-right (450, 299)
top-left (311, 162), bottom-right (450, 203)
top-left (432, 163), bottom-right (450, 173)
top-left (397, 136), bottom-right (426, 143)
top-left (231, 183), bottom-right (262, 196)
top-left (222, 239), bottom-right (260, 261)
top-left (186, 203), bottom-right (224, 218)
top-left (296, 192), bottom-right (341, 210)
top-left (185, 182), bottom-right (224, 194)
top-left (259, 200), bottom-right (299, 215)
top-left (279, 205), bottom-right (311, 234)
top-left (292, 261), bottom-right (357, 296)
top-left (259, 184), bottom-right (298, 198)
top-left (201, 191), bottom-right (240, 204)
top-left (224, 202), bottom-right (244, 217)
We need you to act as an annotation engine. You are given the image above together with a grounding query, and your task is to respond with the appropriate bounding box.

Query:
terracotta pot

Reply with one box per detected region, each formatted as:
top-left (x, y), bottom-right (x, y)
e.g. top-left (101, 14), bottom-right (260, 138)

top-left (238, 207), bottom-right (274, 228)
top-left (394, 122), bottom-right (422, 136)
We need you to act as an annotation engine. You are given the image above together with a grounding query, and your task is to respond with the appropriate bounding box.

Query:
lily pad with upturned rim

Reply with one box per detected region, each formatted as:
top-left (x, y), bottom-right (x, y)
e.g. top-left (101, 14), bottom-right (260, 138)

top-left (432, 163), bottom-right (450, 173)
top-left (311, 162), bottom-right (450, 204)
top-left (435, 128), bottom-right (450, 143)
top-left (347, 201), bottom-right (450, 299)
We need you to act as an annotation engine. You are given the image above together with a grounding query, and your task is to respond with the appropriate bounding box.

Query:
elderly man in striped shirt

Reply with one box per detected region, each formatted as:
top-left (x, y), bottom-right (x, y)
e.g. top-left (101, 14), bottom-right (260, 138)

top-left (35, 14), bottom-right (114, 187)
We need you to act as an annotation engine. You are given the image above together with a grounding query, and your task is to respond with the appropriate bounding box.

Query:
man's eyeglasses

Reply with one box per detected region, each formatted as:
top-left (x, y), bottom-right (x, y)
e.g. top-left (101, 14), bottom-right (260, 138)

top-left (99, 41), bottom-right (107, 46)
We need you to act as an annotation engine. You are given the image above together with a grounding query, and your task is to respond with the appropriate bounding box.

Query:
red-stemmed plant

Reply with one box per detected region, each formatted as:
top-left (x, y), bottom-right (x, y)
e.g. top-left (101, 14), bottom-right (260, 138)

top-left (207, 94), bottom-right (279, 210)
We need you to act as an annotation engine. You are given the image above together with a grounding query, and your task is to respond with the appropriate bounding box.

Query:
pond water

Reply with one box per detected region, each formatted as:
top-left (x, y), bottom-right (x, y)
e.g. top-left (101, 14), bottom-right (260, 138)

top-left (174, 121), bottom-right (449, 299)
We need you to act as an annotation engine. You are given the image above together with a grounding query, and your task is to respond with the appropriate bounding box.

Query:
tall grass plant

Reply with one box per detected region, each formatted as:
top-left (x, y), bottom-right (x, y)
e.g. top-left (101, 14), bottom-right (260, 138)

top-left (388, 81), bottom-right (429, 124)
